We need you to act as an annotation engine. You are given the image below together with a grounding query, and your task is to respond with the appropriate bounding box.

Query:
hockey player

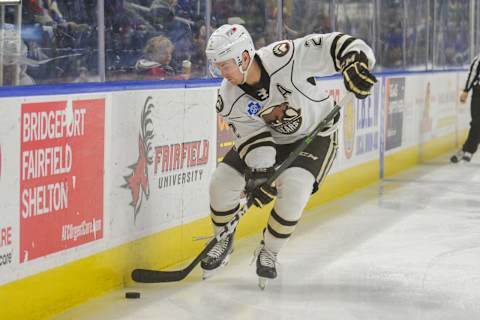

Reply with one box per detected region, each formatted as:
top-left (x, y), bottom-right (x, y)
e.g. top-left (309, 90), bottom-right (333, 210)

top-left (201, 24), bottom-right (376, 288)
top-left (451, 54), bottom-right (480, 163)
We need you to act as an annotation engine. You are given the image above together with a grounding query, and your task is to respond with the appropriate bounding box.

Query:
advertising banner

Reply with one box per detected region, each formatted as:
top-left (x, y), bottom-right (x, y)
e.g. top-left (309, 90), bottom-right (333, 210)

top-left (429, 74), bottom-right (459, 139)
top-left (0, 71), bottom-right (469, 286)
top-left (109, 88), bottom-right (217, 242)
top-left (216, 115), bottom-right (235, 163)
top-left (315, 80), bottom-right (381, 171)
top-left (315, 81), bottom-right (345, 173)
top-left (20, 98), bottom-right (105, 262)
top-left (340, 82), bottom-right (381, 168)
top-left (385, 77), bottom-right (405, 151)
top-left (0, 102), bottom-right (20, 279)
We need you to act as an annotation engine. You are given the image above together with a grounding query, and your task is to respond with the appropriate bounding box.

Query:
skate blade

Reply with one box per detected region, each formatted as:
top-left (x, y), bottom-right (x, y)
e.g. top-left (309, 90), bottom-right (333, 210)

top-left (258, 277), bottom-right (268, 290)
top-left (202, 256), bottom-right (230, 280)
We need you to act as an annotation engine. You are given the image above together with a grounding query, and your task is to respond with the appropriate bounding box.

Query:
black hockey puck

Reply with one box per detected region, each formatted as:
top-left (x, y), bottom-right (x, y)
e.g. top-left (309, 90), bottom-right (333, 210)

top-left (125, 291), bottom-right (141, 299)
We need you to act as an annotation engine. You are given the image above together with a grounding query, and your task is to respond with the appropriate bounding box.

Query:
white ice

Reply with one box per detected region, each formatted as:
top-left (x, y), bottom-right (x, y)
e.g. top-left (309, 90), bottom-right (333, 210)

top-left (53, 155), bottom-right (480, 320)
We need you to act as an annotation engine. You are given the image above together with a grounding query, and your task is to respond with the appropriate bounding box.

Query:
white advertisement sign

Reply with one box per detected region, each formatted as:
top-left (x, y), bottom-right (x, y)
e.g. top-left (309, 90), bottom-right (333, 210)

top-left (341, 81), bottom-right (382, 168)
top-left (0, 98), bottom-right (21, 283)
top-left (108, 88), bottom-right (217, 243)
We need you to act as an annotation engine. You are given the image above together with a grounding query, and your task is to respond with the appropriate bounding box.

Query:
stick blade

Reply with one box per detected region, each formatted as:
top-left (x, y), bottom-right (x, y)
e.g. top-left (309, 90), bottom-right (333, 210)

top-left (131, 268), bottom-right (187, 283)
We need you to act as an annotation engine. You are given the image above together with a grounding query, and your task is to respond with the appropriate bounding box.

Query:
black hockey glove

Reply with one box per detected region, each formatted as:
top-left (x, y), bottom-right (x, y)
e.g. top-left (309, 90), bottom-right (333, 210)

top-left (340, 51), bottom-right (377, 99)
top-left (244, 167), bottom-right (277, 208)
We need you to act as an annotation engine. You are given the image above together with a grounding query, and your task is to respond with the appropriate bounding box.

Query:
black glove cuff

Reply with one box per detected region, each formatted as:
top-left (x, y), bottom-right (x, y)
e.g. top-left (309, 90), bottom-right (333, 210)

top-left (340, 51), bottom-right (369, 70)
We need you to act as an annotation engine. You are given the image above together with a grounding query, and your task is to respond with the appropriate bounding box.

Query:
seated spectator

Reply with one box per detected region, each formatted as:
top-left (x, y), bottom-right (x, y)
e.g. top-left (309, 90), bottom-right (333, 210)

top-left (26, 0), bottom-right (89, 31)
top-left (3, 65), bottom-right (35, 86)
top-left (190, 24), bottom-right (210, 78)
top-left (150, 0), bottom-right (194, 71)
top-left (21, 0), bottom-right (92, 83)
top-left (135, 35), bottom-right (175, 80)
top-left (1, 26), bottom-right (36, 86)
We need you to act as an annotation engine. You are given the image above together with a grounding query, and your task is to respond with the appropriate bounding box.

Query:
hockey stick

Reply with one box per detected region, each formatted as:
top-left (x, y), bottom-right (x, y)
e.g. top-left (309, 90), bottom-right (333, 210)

top-left (131, 92), bottom-right (355, 283)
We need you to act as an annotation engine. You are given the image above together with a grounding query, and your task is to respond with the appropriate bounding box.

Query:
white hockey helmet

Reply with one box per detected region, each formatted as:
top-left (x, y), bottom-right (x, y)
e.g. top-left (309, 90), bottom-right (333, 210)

top-left (205, 24), bottom-right (255, 80)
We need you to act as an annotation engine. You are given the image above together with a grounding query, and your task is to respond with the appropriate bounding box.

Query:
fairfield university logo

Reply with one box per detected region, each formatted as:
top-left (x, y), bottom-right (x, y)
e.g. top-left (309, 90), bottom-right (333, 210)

top-left (123, 97), bottom-right (210, 221)
top-left (122, 97), bottom-right (155, 221)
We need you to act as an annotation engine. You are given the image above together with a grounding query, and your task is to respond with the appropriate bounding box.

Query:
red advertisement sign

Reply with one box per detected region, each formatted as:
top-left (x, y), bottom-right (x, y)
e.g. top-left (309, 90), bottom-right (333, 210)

top-left (20, 99), bottom-right (105, 262)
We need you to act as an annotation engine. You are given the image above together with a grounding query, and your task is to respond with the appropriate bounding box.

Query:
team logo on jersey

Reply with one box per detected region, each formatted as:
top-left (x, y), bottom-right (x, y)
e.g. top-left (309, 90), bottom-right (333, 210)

top-left (247, 101), bottom-right (262, 116)
top-left (216, 95), bottom-right (224, 113)
top-left (273, 42), bottom-right (290, 57)
top-left (259, 102), bottom-right (302, 134)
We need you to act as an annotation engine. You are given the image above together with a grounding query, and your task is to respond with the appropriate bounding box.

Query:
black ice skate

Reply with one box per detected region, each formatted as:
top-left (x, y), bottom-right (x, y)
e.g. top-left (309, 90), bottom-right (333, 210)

top-left (253, 241), bottom-right (278, 290)
top-left (450, 150), bottom-right (464, 163)
top-left (463, 152), bottom-right (472, 162)
top-left (200, 231), bottom-right (234, 279)
top-left (450, 150), bottom-right (472, 163)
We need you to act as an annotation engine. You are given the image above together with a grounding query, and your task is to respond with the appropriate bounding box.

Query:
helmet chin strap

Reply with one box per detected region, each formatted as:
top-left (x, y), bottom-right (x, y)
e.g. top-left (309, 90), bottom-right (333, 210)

top-left (239, 55), bottom-right (254, 85)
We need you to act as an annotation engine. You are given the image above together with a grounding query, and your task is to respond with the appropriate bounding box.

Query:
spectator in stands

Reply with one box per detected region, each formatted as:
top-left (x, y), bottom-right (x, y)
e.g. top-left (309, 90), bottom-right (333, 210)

top-left (287, 0), bottom-right (331, 36)
top-left (3, 64), bottom-right (35, 86)
top-left (26, 0), bottom-right (89, 31)
top-left (382, 23), bottom-right (403, 69)
top-left (135, 35), bottom-right (175, 80)
top-left (189, 23), bottom-right (210, 78)
top-left (1, 26), bottom-right (36, 86)
top-left (22, 0), bottom-right (92, 83)
top-left (150, 0), bottom-right (194, 72)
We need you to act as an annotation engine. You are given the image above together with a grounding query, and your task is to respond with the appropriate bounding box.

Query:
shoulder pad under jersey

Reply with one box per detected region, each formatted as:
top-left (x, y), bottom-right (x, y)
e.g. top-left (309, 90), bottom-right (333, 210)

top-left (216, 79), bottom-right (246, 117)
top-left (256, 40), bottom-right (295, 75)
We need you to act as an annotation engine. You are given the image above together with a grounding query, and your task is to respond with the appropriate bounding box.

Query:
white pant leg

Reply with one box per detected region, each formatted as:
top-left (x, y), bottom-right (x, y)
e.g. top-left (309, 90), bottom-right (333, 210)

top-left (264, 167), bottom-right (315, 253)
top-left (209, 163), bottom-right (245, 234)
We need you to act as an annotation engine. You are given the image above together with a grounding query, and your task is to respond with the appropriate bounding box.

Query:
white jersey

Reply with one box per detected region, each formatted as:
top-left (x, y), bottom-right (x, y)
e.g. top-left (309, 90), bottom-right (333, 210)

top-left (216, 32), bottom-right (375, 168)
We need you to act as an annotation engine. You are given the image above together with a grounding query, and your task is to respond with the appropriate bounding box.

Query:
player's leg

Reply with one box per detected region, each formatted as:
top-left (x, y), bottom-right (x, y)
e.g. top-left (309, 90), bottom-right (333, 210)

top-left (465, 87), bottom-right (480, 161)
top-left (255, 167), bottom-right (315, 286)
top-left (452, 87), bottom-right (480, 163)
top-left (463, 119), bottom-right (480, 162)
top-left (254, 132), bottom-right (338, 288)
top-left (201, 149), bottom-right (246, 278)
top-left (450, 149), bottom-right (465, 163)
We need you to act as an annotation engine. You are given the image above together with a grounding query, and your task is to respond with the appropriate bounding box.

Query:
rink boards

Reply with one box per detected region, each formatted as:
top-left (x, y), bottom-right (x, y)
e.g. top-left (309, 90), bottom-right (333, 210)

top-left (0, 70), bottom-right (470, 319)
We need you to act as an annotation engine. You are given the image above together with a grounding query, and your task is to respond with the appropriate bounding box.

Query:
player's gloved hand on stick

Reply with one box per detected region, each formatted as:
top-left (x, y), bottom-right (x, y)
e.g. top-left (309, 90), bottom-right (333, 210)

top-left (245, 167), bottom-right (277, 208)
top-left (340, 51), bottom-right (377, 99)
